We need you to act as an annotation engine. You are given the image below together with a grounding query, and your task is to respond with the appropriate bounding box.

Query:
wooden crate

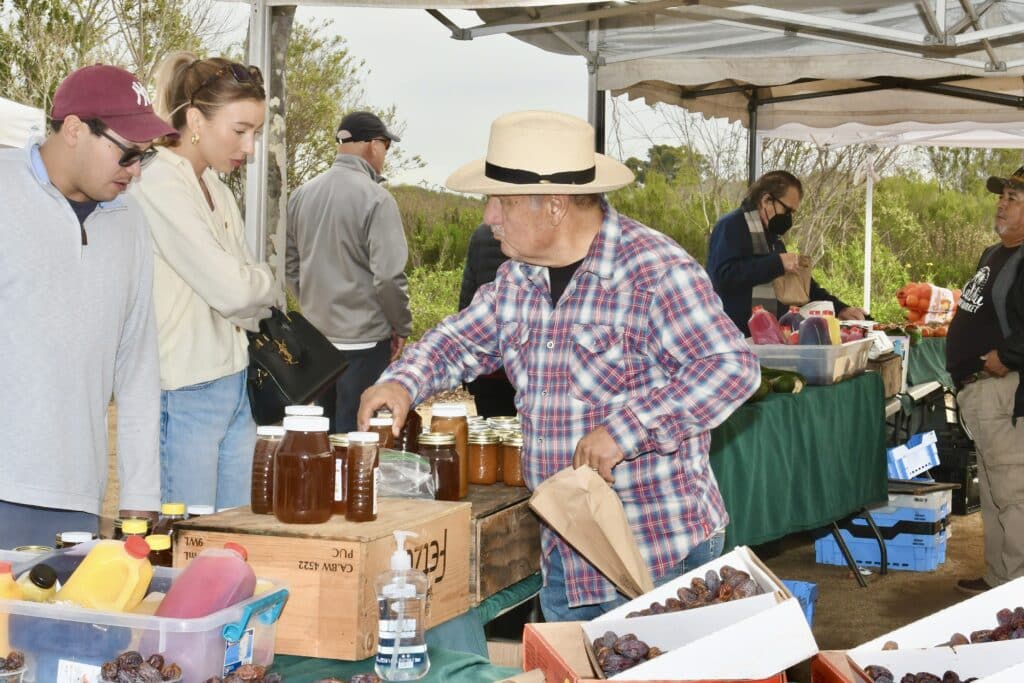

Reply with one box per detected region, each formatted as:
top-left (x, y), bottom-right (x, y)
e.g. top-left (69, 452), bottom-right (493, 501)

top-left (174, 499), bottom-right (471, 661)
top-left (466, 484), bottom-right (541, 604)
top-left (867, 352), bottom-right (903, 398)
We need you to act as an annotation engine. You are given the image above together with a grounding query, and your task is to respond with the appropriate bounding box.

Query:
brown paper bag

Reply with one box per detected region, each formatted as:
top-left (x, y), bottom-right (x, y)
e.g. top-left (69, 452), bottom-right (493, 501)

top-left (529, 466), bottom-right (654, 598)
top-left (773, 255), bottom-right (811, 306)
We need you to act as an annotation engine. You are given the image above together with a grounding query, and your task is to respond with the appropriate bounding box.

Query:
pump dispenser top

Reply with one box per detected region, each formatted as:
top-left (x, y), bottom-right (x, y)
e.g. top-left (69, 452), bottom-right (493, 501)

top-left (390, 531), bottom-right (415, 571)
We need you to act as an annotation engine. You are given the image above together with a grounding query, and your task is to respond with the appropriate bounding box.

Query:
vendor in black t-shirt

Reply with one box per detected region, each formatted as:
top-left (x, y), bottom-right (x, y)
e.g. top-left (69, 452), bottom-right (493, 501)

top-left (945, 165), bottom-right (1024, 597)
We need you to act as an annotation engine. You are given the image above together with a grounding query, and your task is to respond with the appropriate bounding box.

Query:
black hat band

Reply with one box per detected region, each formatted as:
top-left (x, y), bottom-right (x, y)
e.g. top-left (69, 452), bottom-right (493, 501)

top-left (485, 162), bottom-right (596, 185)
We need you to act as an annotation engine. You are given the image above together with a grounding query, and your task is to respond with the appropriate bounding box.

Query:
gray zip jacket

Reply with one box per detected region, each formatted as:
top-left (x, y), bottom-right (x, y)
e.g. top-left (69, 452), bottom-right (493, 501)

top-left (0, 141), bottom-right (161, 514)
top-left (286, 154), bottom-right (412, 343)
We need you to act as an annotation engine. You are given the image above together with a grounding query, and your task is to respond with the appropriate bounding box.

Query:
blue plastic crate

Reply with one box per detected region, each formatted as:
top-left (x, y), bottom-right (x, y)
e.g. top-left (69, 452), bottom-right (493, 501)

top-left (841, 521), bottom-right (948, 547)
top-left (781, 579), bottom-right (817, 627)
top-left (887, 431), bottom-right (940, 480)
top-left (814, 534), bottom-right (946, 572)
top-left (881, 491), bottom-right (952, 523)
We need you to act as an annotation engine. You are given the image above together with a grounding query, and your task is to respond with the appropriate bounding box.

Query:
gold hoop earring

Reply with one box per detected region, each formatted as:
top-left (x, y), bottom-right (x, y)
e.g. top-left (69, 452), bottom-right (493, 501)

top-left (190, 131), bottom-right (200, 146)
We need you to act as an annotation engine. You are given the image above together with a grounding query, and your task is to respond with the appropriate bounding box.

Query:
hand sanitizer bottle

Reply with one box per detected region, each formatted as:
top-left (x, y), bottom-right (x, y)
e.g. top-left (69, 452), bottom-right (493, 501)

top-left (375, 530), bottom-right (430, 681)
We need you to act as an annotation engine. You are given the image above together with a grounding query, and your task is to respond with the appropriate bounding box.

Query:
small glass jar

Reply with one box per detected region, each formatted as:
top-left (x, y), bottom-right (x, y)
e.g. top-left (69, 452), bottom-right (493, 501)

top-left (346, 432), bottom-right (380, 522)
top-left (186, 504), bottom-right (215, 518)
top-left (487, 416), bottom-right (520, 431)
top-left (113, 517), bottom-right (151, 540)
top-left (418, 432), bottom-right (460, 501)
top-left (502, 432), bottom-right (525, 487)
top-left (145, 534), bottom-right (173, 567)
top-left (251, 426), bottom-right (284, 515)
top-left (395, 409), bottom-right (422, 454)
top-left (368, 414), bottom-right (395, 449)
top-left (274, 416), bottom-right (334, 524)
top-left (467, 429), bottom-right (501, 485)
top-left (12, 546), bottom-right (52, 554)
top-left (329, 433), bottom-right (349, 515)
top-left (431, 403), bottom-right (469, 498)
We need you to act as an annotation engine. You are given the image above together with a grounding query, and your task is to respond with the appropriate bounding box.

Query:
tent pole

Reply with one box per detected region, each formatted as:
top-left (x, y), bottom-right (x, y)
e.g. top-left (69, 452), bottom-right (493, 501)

top-left (586, 20), bottom-right (605, 153)
top-left (245, 0), bottom-right (271, 261)
top-left (863, 164), bottom-right (875, 314)
top-left (747, 90), bottom-right (759, 184)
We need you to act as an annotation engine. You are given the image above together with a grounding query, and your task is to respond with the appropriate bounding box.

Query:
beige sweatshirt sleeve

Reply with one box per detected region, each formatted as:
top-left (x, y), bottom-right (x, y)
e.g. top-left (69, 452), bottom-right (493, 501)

top-left (134, 160), bottom-right (278, 322)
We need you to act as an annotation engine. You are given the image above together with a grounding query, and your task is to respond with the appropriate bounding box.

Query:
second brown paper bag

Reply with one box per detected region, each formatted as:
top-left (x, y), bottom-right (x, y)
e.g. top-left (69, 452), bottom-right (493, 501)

top-left (529, 466), bottom-right (654, 598)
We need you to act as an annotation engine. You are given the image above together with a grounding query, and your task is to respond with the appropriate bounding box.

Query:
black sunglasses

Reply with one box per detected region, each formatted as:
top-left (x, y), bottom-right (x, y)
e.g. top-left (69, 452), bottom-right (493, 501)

top-left (372, 137), bottom-right (392, 151)
top-left (191, 63), bottom-right (264, 103)
top-left (97, 129), bottom-right (158, 168)
top-left (771, 195), bottom-right (797, 215)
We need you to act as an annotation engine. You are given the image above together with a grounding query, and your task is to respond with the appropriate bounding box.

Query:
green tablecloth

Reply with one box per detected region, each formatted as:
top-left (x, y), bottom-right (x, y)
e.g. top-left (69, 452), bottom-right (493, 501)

top-left (710, 371), bottom-right (888, 549)
top-left (907, 337), bottom-right (954, 389)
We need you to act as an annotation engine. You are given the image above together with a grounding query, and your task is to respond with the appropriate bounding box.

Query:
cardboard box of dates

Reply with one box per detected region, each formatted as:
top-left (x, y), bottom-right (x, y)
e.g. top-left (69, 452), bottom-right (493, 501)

top-left (812, 577), bottom-right (1024, 683)
top-left (523, 546), bottom-right (818, 681)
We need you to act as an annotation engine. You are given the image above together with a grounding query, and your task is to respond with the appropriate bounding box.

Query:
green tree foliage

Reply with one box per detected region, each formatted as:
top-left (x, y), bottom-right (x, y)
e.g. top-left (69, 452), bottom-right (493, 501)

top-left (392, 186), bottom-right (483, 271)
top-left (925, 147), bottom-right (1022, 193)
top-left (284, 19), bottom-right (424, 189)
top-left (624, 143), bottom-right (708, 185)
top-left (406, 267), bottom-right (462, 341)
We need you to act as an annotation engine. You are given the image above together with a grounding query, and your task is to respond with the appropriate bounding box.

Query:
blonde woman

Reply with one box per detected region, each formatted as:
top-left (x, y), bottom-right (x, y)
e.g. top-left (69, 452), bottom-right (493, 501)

top-left (132, 52), bottom-right (279, 509)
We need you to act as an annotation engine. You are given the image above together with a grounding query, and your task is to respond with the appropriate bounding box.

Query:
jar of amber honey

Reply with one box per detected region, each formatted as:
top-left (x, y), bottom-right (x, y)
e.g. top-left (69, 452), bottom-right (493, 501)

top-left (501, 432), bottom-right (525, 487)
top-left (467, 429), bottom-right (501, 485)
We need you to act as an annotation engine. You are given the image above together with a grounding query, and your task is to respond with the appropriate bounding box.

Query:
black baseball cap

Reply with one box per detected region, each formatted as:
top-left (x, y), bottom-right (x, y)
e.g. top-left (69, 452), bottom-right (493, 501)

top-left (986, 165), bottom-right (1024, 195)
top-left (335, 111), bottom-right (400, 144)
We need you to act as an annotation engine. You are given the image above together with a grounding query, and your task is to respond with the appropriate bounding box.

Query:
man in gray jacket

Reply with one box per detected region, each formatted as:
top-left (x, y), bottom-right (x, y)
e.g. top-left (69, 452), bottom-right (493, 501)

top-left (0, 65), bottom-right (174, 547)
top-left (286, 111), bottom-right (412, 432)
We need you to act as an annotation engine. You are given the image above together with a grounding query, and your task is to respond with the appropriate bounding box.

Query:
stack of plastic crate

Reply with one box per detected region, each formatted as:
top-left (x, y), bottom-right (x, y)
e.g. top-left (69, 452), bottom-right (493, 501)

top-left (815, 490), bottom-right (951, 572)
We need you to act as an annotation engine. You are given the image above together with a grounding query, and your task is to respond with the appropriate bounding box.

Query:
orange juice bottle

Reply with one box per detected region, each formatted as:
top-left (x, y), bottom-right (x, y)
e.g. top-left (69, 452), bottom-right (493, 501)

top-left (0, 561), bottom-right (21, 654)
top-left (56, 537), bottom-right (153, 612)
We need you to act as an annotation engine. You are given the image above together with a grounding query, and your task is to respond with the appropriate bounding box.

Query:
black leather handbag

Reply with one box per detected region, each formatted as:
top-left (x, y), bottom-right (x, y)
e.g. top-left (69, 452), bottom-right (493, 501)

top-left (246, 307), bottom-right (348, 425)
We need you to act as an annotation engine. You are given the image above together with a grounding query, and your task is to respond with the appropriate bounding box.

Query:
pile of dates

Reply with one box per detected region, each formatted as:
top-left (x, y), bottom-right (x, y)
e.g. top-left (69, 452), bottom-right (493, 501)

top-left (202, 665), bottom-right (283, 683)
top-left (591, 631), bottom-right (662, 676)
top-left (880, 606), bottom-right (1024, 651)
top-left (864, 665), bottom-right (977, 683)
top-left (0, 651), bottom-right (24, 672)
top-left (100, 651), bottom-right (181, 682)
top-left (625, 565), bottom-right (762, 618)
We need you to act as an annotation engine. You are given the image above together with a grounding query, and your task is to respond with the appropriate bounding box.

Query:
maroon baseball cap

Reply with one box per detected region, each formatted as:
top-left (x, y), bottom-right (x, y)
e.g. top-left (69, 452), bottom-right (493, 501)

top-left (51, 64), bottom-right (178, 142)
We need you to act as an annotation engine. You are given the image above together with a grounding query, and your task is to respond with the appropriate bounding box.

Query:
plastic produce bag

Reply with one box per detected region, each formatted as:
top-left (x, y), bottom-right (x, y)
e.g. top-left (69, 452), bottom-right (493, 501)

top-left (379, 448), bottom-right (436, 500)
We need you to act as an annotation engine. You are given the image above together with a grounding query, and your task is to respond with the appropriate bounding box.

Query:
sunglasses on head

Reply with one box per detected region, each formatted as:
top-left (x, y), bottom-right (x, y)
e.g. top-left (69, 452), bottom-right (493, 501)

top-left (190, 63), bottom-right (264, 103)
top-left (92, 126), bottom-right (158, 168)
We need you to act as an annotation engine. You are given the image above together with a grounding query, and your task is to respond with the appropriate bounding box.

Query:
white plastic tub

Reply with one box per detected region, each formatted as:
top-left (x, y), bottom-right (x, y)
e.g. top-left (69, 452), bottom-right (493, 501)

top-left (747, 337), bottom-right (873, 385)
top-left (0, 549), bottom-right (288, 683)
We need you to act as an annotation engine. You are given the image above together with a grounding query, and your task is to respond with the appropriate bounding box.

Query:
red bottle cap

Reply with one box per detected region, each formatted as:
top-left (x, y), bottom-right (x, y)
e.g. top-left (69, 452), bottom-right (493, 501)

top-left (0, 561), bottom-right (10, 574)
top-left (224, 542), bottom-right (248, 561)
top-left (124, 535), bottom-right (151, 559)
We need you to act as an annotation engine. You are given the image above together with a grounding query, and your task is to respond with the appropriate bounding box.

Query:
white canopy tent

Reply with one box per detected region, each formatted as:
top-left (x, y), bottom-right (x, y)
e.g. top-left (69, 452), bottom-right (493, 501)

top-left (0, 97), bottom-right (44, 148)
top-left (242, 1), bottom-right (1024, 263)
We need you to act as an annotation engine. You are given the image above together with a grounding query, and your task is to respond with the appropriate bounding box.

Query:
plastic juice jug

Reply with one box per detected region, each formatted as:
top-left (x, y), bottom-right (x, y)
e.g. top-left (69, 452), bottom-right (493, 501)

top-left (375, 531), bottom-right (430, 681)
top-left (56, 537), bottom-right (153, 612)
top-left (16, 563), bottom-right (57, 602)
top-left (798, 313), bottom-right (831, 345)
top-left (823, 310), bottom-right (842, 345)
top-left (0, 561), bottom-right (21, 654)
top-left (778, 306), bottom-right (805, 334)
top-left (748, 305), bottom-right (787, 344)
top-left (130, 591), bottom-right (165, 616)
top-left (155, 542), bottom-right (255, 618)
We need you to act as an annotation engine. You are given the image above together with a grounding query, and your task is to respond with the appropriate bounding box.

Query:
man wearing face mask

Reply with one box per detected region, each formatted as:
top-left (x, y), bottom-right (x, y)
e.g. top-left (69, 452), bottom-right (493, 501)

top-left (707, 170), bottom-right (866, 336)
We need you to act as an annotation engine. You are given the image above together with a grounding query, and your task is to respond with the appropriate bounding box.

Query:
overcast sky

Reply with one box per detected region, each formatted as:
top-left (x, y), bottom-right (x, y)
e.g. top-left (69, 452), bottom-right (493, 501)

top-left (219, 4), bottom-right (670, 189)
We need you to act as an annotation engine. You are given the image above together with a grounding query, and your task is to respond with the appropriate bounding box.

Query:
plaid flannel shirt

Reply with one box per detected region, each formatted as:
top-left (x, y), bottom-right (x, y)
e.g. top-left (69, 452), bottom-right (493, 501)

top-left (381, 202), bottom-right (760, 606)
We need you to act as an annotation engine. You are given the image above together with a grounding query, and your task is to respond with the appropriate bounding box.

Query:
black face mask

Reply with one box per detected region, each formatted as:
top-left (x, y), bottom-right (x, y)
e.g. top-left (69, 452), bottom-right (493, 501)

top-left (767, 212), bottom-right (793, 236)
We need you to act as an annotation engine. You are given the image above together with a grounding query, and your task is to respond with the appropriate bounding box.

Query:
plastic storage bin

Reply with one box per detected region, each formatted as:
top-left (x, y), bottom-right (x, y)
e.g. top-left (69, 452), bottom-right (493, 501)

top-left (814, 532), bottom-right (946, 572)
top-left (887, 431), bottom-right (940, 480)
top-left (780, 579), bottom-right (818, 627)
top-left (884, 490), bottom-right (952, 522)
top-left (0, 550), bottom-right (288, 683)
top-left (746, 337), bottom-right (872, 385)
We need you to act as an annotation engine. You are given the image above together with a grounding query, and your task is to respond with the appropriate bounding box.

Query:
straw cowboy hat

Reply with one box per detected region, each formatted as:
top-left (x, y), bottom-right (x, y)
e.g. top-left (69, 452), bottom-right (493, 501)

top-left (446, 111), bottom-right (635, 195)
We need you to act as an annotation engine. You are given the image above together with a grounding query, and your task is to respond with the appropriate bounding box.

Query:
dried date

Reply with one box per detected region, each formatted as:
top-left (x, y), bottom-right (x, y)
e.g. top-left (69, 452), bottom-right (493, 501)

top-left (1, 651), bottom-right (25, 672)
top-left (625, 564), bottom-right (764, 617)
top-left (590, 630), bottom-right (661, 676)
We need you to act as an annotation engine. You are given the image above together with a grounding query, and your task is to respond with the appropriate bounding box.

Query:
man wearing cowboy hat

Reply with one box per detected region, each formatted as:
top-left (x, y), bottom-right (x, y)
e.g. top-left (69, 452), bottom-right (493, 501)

top-left (945, 165), bottom-right (1024, 596)
top-left (358, 111), bottom-right (760, 619)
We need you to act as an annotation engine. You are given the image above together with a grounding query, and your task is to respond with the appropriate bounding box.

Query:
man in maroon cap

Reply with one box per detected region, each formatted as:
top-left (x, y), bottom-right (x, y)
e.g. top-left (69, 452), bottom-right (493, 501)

top-left (0, 64), bottom-right (177, 548)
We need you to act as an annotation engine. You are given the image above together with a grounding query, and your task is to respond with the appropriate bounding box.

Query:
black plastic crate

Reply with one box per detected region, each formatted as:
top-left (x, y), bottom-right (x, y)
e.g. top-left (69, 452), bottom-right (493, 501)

top-left (931, 463), bottom-right (981, 515)
top-left (937, 445), bottom-right (977, 469)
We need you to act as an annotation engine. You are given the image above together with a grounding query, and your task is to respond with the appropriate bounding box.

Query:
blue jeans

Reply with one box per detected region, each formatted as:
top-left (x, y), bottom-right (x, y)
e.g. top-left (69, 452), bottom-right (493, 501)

top-left (539, 530), bottom-right (726, 622)
top-left (0, 500), bottom-right (99, 550)
top-left (317, 340), bottom-right (392, 433)
top-left (160, 369), bottom-right (256, 509)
